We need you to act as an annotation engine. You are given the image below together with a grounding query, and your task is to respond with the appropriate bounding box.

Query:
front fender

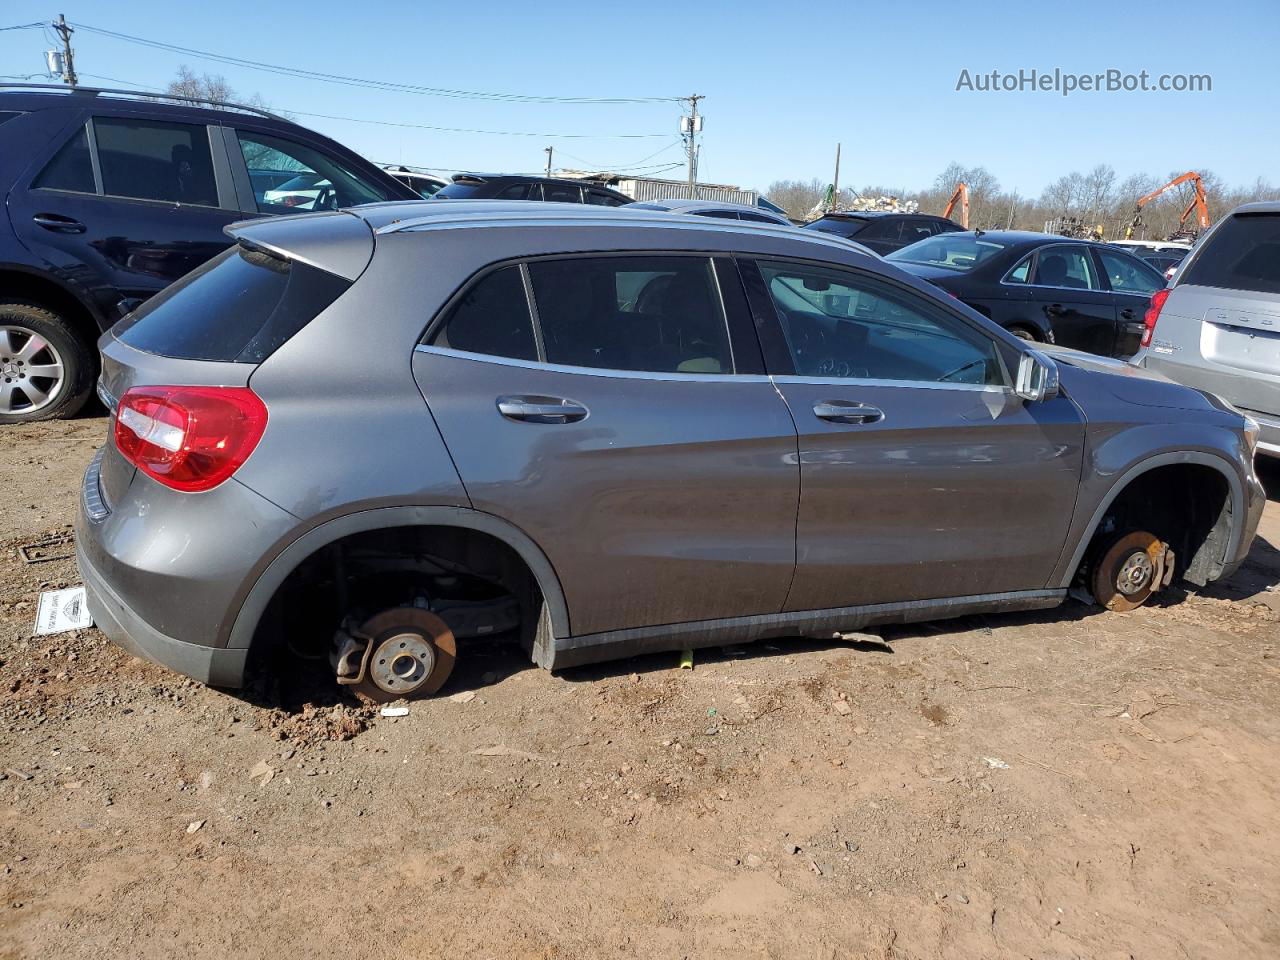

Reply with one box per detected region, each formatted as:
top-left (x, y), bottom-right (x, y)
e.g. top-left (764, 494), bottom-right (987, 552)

top-left (1049, 423), bottom-right (1258, 588)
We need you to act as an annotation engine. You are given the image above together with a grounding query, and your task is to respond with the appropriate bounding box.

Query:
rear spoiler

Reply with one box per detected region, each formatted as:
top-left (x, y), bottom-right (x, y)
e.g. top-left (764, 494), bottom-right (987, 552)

top-left (224, 211), bottom-right (375, 282)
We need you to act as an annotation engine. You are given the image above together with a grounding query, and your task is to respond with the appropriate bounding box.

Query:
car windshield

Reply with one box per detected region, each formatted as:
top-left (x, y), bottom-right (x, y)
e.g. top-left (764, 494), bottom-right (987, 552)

top-left (887, 234), bottom-right (1012, 272)
top-left (803, 217), bottom-right (868, 239)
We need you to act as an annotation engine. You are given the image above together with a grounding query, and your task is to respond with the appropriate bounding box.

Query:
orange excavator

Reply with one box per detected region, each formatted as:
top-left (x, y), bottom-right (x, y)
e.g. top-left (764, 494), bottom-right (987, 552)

top-left (1122, 171), bottom-right (1210, 240)
top-left (943, 182), bottom-right (969, 228)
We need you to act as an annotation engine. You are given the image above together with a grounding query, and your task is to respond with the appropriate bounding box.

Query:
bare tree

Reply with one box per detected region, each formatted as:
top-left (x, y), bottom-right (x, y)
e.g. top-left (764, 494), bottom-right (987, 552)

top-left (765, 178), bottom-right (829, 219)
top-left (166, 66), bottom-right (238, 104)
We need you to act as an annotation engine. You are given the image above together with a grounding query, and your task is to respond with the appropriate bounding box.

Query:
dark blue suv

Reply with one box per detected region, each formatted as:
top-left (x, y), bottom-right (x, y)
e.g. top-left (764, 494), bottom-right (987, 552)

top-left (0, 84), bottom-right (417, 422)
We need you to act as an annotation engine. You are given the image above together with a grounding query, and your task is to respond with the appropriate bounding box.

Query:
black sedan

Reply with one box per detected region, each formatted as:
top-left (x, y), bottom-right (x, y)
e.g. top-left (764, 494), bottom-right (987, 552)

top-left (885, 231), bottom-right (1167, 358)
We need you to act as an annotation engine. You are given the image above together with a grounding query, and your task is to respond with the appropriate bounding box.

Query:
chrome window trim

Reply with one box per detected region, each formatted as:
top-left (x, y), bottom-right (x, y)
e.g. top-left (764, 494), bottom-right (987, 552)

top-left (414, 344), bottom-right (770, 383)
top-left (770, 374), bottom-right (1011, 394)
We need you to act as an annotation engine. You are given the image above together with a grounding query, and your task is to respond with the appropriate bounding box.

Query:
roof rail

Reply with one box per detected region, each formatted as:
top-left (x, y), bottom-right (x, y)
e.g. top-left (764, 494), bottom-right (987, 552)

top-left (0, 82), bottom-right (286, 122)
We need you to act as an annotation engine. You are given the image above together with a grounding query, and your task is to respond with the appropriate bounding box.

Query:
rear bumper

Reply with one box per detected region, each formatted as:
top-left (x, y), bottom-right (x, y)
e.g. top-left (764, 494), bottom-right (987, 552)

top-left (75, 447), bottom-right (298, 687)
top-left (78, 540), bottom-right (249, 687)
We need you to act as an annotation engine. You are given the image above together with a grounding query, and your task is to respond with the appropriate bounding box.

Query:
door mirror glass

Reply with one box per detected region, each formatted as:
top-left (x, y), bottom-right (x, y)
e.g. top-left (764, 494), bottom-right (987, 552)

top-left (1015, 350), bottom-right (1060, 402)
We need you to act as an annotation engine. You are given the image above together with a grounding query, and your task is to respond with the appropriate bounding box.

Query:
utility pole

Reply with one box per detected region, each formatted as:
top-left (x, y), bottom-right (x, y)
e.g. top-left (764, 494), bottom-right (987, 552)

top-left (832, 143), bottom-right (841, 211)
top-left (544, 146), bottom-right (553, 178)
top-left (683, 94), bottom-right (702, 199)
top-left (52, 14), bottom-right (77, 86)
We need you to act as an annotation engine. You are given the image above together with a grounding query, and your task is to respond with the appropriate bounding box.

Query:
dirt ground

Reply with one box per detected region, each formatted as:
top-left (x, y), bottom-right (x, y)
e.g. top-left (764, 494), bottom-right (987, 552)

top-left (1, 414), bottom-right (1278, 960)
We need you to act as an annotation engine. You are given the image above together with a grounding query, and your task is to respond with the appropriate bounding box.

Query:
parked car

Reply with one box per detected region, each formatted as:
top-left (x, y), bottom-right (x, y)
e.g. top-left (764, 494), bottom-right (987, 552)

top-left (77, 202), bottom-right (1263, 702)
top-left (803, 211), bottom-right (964, 255)
top-left (886, 231), bottom-right (1168, 357)
top-left (0, 84), bottom-right (418, 423)
top-left (261, 172), bottom-right (334, 210)
top-left (384, 165), bottom-right (447, 199)
top-left (1139, 253), bottom-right (1186, 283)
top-left (1136, 202), bottom-right (1280, 458)
top-left (624, 198), bottom-right (792, 225)
top-left (1111, 239), bottom-right (1192, 257)
top-left (433, 172), bottom-right (631, 205)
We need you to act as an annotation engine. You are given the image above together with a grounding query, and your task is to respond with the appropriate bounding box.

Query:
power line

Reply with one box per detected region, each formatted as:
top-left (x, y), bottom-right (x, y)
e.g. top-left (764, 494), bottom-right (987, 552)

top-left (71, 22), bottom-right (681, 105)
top-left (0, 22), bottom-right (46, 31)
top-left (76, 75), bottom-right (671, 139)
top-left (554, 141), bottom-right (683, 171)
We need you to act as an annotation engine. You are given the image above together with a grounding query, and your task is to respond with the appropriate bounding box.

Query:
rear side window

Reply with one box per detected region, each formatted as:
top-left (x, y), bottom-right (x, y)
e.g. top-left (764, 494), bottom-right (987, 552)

top-left (114, 245), bottom-right (349, 362)
top-left (542, 183), bottom-right (582, 203)
top-left (34, 126), bottom-right (95, 193)
top-left (429, 266), bottom-right (537, 361)
top-left (528, 256), bottom-right (733, 374)
top-left (95, 117), bottom-right (218, 206)
top-left (1182, 214), bottom-right (1280, 295)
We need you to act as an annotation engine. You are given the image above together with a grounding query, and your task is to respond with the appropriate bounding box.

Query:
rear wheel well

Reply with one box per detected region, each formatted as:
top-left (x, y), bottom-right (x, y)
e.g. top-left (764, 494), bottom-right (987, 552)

top-left (0, 270), bottom-right (103, 349)
top-left (249, 524), bottom-right (546, 674)
top-left (1079, 463), bottom-right (1232, 589)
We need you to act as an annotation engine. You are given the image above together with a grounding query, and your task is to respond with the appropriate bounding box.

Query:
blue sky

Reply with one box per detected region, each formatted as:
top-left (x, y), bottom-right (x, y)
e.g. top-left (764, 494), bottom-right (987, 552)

top-left (2, 0), bottom-right (1275, 197)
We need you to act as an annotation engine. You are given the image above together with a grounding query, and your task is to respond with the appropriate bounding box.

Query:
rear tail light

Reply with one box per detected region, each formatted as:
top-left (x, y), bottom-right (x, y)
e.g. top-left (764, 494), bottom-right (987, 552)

top-left (114, 386), bottom-right (267, 492)
top-left (1141, 288), bottom-right (1170, 348)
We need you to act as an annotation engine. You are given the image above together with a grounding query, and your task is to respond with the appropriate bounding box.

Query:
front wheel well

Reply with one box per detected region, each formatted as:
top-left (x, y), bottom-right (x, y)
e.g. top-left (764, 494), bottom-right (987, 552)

top-left (1078, 463), bottom-right (1232, 589)
top-left (249, 524), bottom-right (548, 676)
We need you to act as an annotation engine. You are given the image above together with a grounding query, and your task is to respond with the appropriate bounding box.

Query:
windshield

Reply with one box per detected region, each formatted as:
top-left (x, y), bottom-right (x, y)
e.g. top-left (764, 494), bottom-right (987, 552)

top-left (803, 217), bottom-right (868, 239)
top-left (887, 234), bottom-right (1012, 272)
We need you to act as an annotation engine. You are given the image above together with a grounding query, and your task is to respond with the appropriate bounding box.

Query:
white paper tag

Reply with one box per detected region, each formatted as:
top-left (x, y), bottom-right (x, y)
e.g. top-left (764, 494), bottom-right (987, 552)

top-left (34, 586), bottom-right (94, 636)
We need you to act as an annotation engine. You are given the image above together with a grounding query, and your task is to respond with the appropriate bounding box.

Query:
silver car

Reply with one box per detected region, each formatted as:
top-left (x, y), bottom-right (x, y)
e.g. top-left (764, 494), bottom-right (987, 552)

top-left (76, 201), bottom-right (1265, 702)
top-left (1136, 202), bottom-right (1280, 458)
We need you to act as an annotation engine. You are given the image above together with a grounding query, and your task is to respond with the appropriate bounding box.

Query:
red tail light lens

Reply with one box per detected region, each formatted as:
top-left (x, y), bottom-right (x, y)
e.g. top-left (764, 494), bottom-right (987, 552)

top-left (114, 386), bottom-right (267, 492)
top-left (1141, 288), bottom-right (1170, 348)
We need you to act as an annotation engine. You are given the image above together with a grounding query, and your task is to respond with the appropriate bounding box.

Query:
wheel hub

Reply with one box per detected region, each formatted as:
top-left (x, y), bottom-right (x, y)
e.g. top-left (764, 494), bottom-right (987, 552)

top-left (1, 360), bottom-right (20, 379)
top-left (367, 630), bottom-right (437, 695)
top-left (1116, 551), bottom-right (1155, 595)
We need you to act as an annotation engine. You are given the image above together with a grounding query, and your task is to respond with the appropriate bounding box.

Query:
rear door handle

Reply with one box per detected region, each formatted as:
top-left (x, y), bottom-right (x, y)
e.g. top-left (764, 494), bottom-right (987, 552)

top-left (497, 395), bottom-right (588, 424)
top-left (1044, 303), bottom-right (1065, 317)
top-left (813, 400), bottom-right (884, 424)
top-left (32, 213), bottom-right (85, 234)
top-left (1120, 307), bottom-right (1137, 320)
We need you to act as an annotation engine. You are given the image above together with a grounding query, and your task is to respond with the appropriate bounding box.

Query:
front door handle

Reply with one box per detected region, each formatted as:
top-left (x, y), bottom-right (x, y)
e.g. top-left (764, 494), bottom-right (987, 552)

top-left (32, 213), bottom-right (86, 233)
top-left (496, 395), bottom-right (588, 424)
top-left (813, 400), bottom-right (884, 424)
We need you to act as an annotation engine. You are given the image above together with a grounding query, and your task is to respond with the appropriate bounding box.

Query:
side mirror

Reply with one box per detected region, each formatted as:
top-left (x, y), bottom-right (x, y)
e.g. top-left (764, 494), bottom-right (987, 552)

top-left (1015, 350), bottom-right (1060, 402)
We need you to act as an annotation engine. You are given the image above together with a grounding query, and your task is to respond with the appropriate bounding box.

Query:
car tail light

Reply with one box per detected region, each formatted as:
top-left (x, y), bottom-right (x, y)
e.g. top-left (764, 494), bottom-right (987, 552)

top-left (1141, 289), bottom-right (1170, 348)
top-left (114, 386), bottom-right (267, 492)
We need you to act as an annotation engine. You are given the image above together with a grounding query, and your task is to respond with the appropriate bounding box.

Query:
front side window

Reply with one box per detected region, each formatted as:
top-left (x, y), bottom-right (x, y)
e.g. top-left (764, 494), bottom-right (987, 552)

top-left (1097, 249), bottom-right (1163, 295)
top-left (428, 265), bottom-right (537, 361)
top-left (899, 219), bottom-right (936, 245)
top-left (758, 261), bottom-right (1004, 386)
top-left (94, 117), bottom-right (218, 206)
top-left (237, 131), bottom-right (390, 213)
top-left (34, 125), bottom-right (95, 193)
top-left (528, 256), bottom-right (733, 374)
top-left (1031, 245), bottom-right (1098, 290)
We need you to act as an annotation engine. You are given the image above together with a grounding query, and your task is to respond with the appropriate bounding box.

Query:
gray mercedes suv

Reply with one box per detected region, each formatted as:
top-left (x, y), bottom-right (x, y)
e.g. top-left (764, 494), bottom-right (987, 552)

top-left (76, 202), bottom-right (1265, 702)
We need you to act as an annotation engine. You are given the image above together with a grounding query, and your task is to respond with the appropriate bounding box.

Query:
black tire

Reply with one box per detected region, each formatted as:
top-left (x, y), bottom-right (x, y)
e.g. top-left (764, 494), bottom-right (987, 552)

top-left (0, 301), bottom-right (95, 424)
top-left (1007, 325), bottom-right (1039, 342)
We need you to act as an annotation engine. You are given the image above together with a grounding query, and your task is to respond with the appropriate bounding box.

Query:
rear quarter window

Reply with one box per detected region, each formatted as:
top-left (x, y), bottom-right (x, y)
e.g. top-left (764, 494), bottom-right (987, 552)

top-left (1182, 213), bottom-right (1280, 295)
top-left (114, 245), bottom-right (349, 362)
